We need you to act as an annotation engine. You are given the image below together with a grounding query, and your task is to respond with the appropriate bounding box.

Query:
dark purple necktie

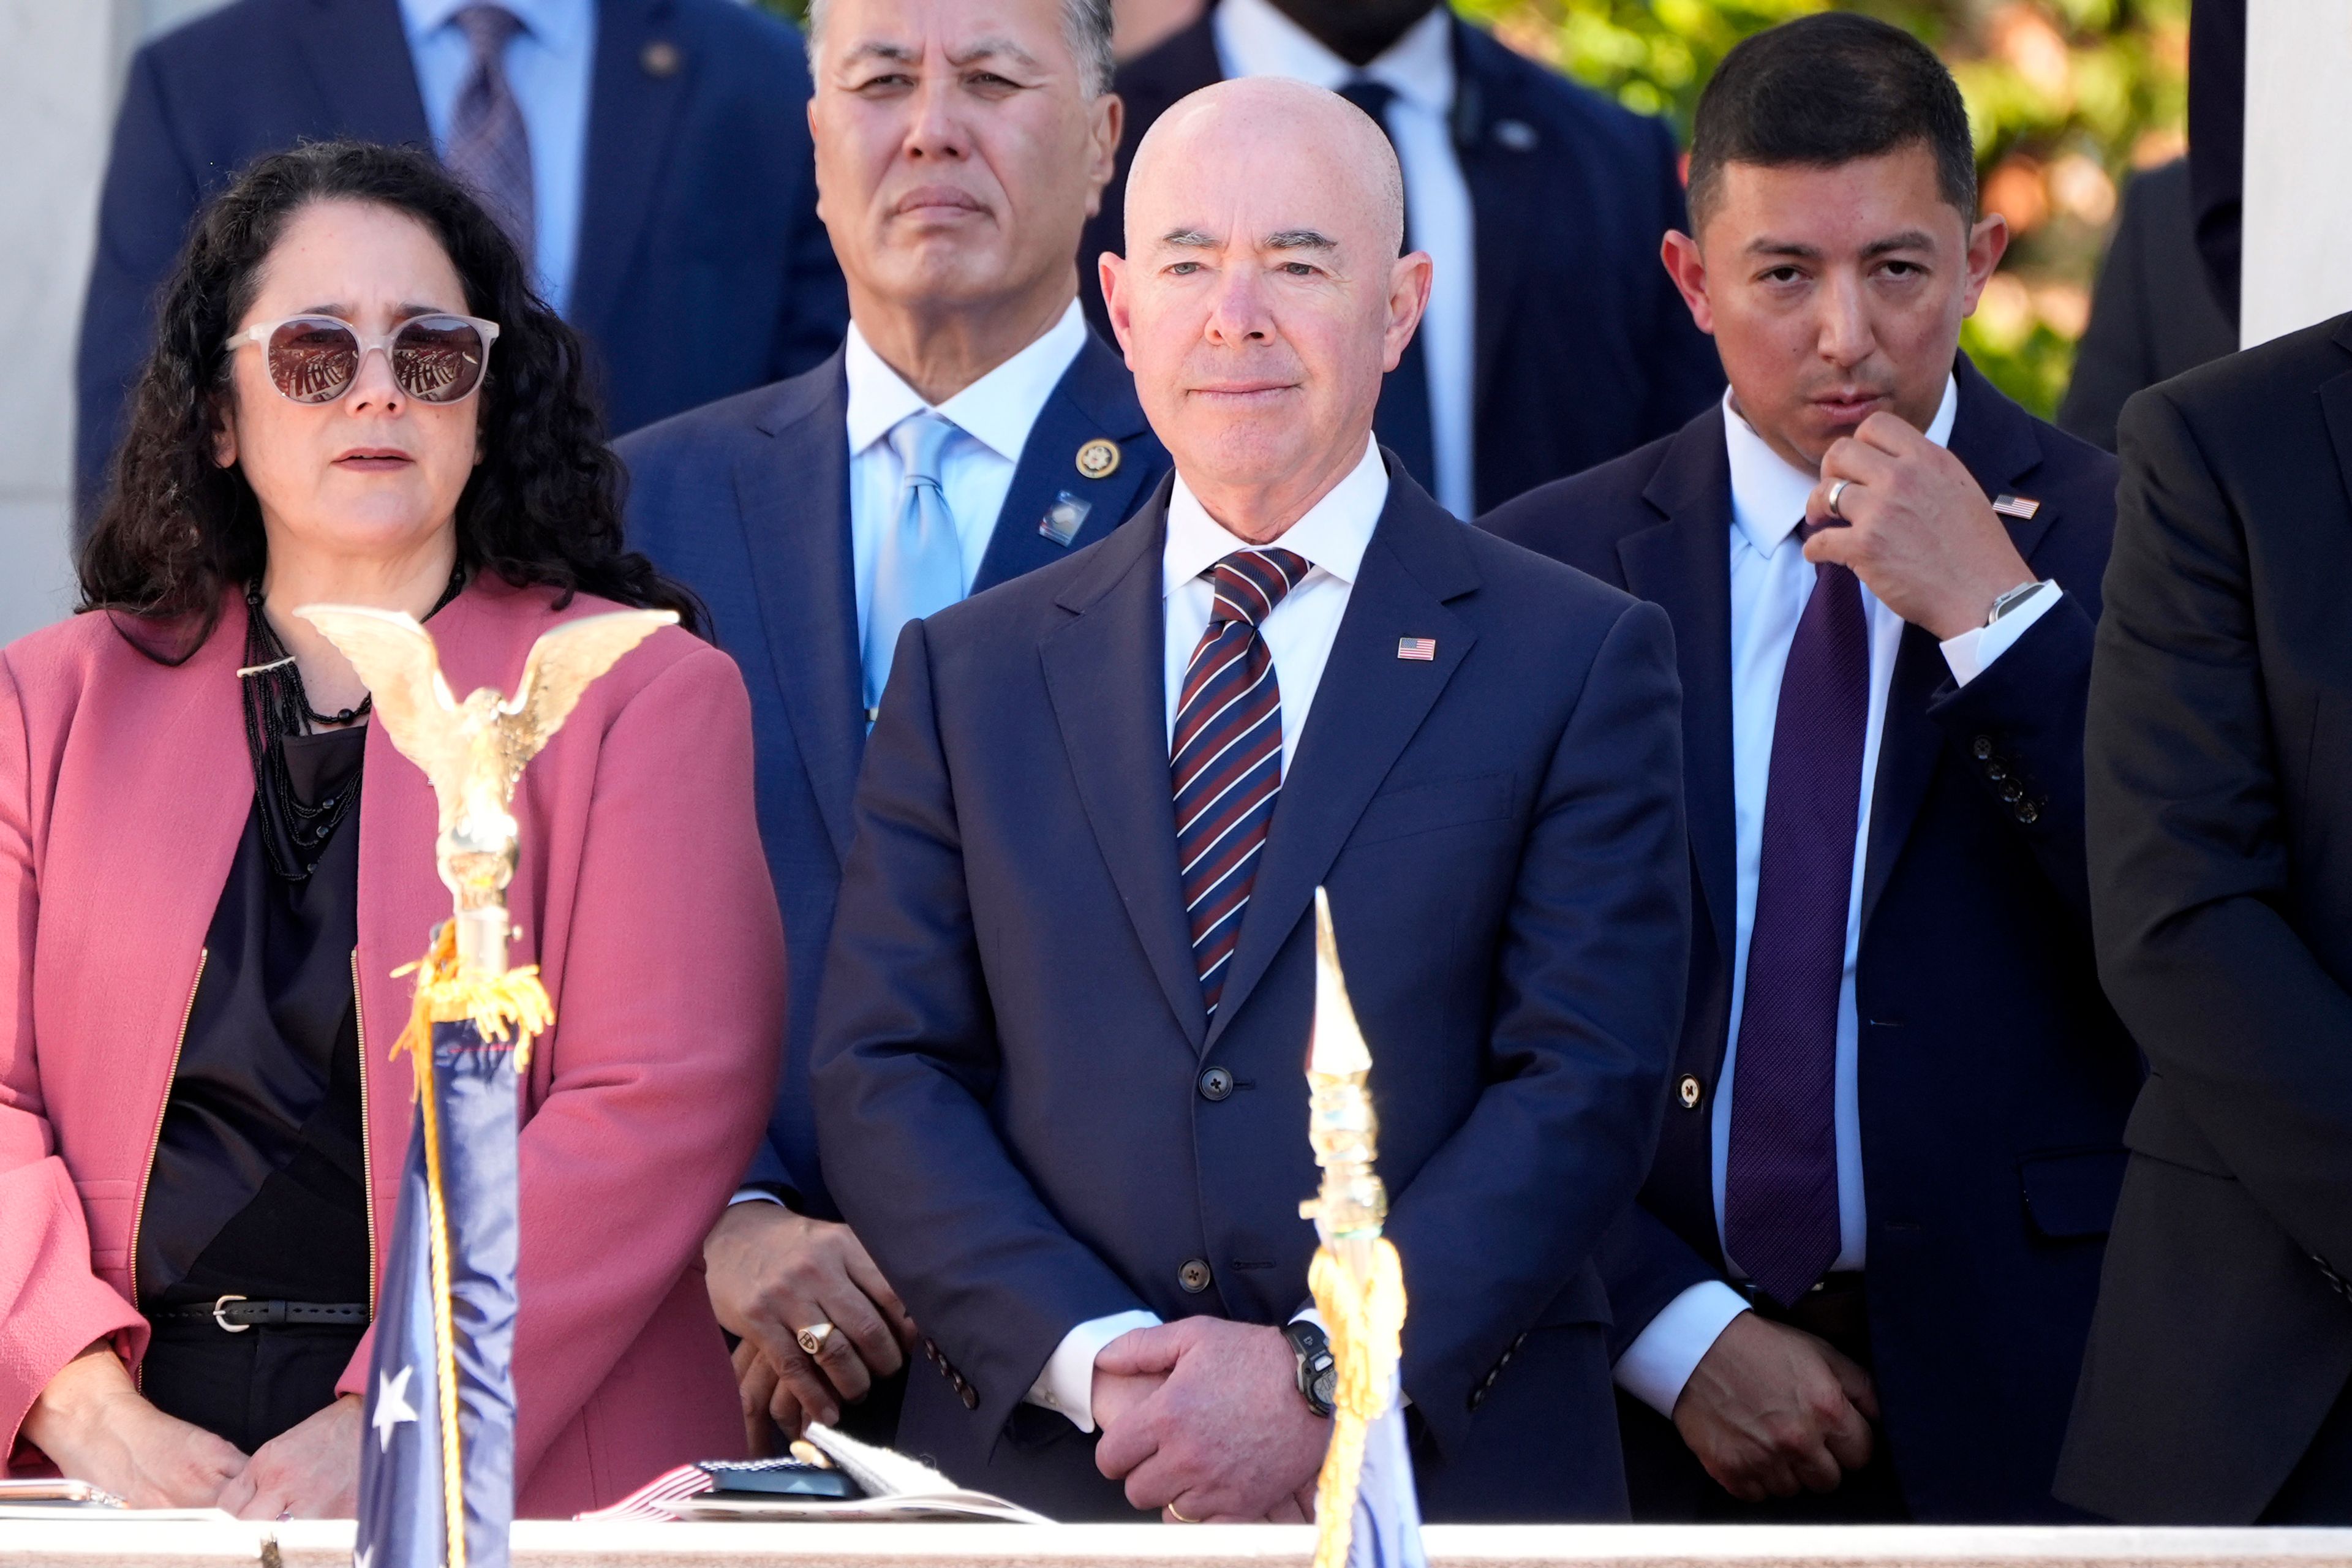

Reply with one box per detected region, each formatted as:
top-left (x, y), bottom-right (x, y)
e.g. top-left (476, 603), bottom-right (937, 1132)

top-left (448, 5), bottom-right (534, 262)
top-left (1724, 521), bottom-right (1869, 1306)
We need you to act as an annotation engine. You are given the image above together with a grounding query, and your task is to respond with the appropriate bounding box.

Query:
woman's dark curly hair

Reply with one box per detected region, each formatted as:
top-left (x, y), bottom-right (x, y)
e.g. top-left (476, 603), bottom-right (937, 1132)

top-left (79, 138), bottom-right (701, 657)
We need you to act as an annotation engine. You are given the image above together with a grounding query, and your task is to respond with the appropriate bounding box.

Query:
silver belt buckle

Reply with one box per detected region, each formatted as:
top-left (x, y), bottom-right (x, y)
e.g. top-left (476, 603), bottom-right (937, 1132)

top-left (212, 1294), bottom-right (252, 1333)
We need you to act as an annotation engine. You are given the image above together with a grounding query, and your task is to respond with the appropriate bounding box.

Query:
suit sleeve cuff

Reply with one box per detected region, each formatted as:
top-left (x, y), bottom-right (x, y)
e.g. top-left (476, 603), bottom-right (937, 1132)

top-left (1939, 581), bottom-right (2062, 686)
top-left (1611, 1281), bottom-right (1751, 1419)
top-left (1024, 1308), bottom-right (1163, 1433)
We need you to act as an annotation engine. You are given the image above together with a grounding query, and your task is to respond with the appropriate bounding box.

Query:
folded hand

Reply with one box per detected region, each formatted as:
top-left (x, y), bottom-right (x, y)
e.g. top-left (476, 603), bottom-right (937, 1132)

top-left (1091, 1318), bottom-right (1329, 1521)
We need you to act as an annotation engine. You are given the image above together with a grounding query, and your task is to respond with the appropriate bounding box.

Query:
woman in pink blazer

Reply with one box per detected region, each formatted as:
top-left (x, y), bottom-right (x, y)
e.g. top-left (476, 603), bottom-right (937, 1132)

top-left (2, 143), bottom-right (783, 1518)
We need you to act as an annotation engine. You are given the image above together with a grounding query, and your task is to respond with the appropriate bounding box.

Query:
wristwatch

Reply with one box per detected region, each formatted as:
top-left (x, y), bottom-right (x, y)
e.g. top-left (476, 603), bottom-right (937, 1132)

top-left (1284, 1319), bottom-right (1337, 1419)
top-left (1986, 579), bottom-right (2048, 626)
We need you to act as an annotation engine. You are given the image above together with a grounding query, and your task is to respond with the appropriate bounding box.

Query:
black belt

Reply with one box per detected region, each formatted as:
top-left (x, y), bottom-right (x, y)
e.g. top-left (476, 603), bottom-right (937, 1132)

top-left (155, 1295), bottom-right (370, 1332)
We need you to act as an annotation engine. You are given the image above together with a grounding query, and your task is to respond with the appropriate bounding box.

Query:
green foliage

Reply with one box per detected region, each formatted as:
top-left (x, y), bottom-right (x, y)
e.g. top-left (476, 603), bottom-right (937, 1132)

top-left (1453, 0), bottom-right (2190, 416)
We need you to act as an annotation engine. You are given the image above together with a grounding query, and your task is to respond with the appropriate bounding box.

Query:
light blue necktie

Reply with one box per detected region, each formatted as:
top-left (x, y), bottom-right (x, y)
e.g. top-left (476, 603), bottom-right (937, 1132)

top-left (864, 412), bottom-right (965, 715)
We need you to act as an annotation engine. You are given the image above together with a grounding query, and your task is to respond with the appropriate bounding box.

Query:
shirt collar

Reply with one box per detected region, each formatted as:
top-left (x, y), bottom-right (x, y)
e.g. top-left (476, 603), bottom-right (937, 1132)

top-left (401, 0), bottom-right (589, 51)
top-left (1213, 0), bottom-right (1455, 116)
top-left (1163, 434), bottom-right (1387, 598)
top-left (842, 299), bottom-right (1090, 462)
top-left (1722, 372), bottom-right (1959, 559)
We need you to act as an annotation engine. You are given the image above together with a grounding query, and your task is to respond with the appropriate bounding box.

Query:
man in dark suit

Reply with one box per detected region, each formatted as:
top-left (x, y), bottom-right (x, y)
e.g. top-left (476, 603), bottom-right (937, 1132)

top-left (77, 0), bottom-right (846, 519)
top-left (620, 0), bottom-right (1168, 1450)
top-left (1076, 0), bottom-right (1721, 519)
top-left (2055, 159), bottom-right (2236, 453)
top-left (810, 77), bottom-right (1687, 1521)
top-left (1485, 16), bottom-right (2138, 1523)
top-left (2057, 316), bottom-right (2352, 1525)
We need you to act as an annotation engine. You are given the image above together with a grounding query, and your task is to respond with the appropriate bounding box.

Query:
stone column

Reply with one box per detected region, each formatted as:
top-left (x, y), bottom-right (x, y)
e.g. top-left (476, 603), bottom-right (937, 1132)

top-left (2241, 0), bottom-right (2352, 346)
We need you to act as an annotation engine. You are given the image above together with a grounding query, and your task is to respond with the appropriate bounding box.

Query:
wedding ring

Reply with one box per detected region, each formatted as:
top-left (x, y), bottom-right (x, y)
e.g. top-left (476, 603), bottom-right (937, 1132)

top-left (796, 1321), bottom-right (836, 1357)
top-left (1167, 1503), bottom-right (1199, 1523)
top-left (1826, 477), bottom-right (1853, 520)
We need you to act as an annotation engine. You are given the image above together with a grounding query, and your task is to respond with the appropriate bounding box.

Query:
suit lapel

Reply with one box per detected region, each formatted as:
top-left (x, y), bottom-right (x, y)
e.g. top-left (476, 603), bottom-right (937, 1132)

top-left (1856, 356), bottom-right (2049, 937)
top-left (296, 0), bottom-right (432, 145)
top-left (1205, 472), bottom-right (1479, 1050)
top-left (1451, 21), bottom-right (1534, 450)
top-left (974, 334), bottom-right (1158, 592)
top-left (1623, 409), bottom-right (1738, 971)
top-left (2316, 322), bottom-right (2352, 536)
top-left (740, 357), bottom-right (867, 862)
top-left (1039, 490), bottom-right (1205, 1050)
top-left (570, 0), bottom-right (692, 337)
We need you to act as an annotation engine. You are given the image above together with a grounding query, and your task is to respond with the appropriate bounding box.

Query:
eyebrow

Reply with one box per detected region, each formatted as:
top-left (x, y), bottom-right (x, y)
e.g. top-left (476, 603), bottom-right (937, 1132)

top-left (1152, 228), bottom-right (1339, 251)
top-left (1744, 229), bottom-right (1938, 260)
top-left (837, 37), bottom-right (1045, 73)
top-left (295, 302), bottom-right (451, 320)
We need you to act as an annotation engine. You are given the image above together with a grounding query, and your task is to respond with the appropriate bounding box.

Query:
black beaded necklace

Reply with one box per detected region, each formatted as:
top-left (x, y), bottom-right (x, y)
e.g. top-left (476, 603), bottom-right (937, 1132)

top-left (238, 568), bottom-right (465, 881)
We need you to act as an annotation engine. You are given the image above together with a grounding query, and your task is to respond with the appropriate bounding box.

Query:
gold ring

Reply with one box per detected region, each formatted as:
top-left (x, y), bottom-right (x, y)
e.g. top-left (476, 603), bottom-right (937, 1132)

top-left (796, 1322), bottom-right (836, 1357)
top-left (1166, 1503), bottom-right (1198, 1523)
top-left (1826, 477), bottom-right (1853, 520)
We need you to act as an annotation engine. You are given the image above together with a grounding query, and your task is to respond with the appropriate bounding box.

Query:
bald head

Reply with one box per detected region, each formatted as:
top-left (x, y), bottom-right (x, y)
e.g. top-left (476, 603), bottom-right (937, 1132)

top-left (1099, 76), bottom-right (1431, 541)
top-left (1128, 77), bottom-right (1406, 260)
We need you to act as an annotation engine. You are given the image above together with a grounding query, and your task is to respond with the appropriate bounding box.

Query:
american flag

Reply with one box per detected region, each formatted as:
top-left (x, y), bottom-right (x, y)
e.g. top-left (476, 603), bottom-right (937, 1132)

top-left (574, 1463), bottom-right (714, 1524)
top-left (1395, 637), bottom-right (1436, 662)
top-left (356, 1018), bottom-right (524, 1568)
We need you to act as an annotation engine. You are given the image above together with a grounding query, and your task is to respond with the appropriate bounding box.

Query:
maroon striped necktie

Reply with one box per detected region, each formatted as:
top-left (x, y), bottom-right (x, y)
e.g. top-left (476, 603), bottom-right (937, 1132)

top-left (1172, 548), bottom-right (1308, 1018)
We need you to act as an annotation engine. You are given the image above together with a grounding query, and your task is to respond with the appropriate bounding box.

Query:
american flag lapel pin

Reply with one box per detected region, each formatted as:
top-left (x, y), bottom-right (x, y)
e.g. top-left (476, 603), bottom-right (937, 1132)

top-left (1992, 493), bottom-right (2041, 520)
top-left (1396, 636), bottom-right (1437, 662)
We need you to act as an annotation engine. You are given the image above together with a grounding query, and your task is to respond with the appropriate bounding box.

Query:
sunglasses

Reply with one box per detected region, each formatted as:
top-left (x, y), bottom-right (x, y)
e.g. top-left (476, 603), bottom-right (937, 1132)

top-left (224, 312), bottom-right (502, 406)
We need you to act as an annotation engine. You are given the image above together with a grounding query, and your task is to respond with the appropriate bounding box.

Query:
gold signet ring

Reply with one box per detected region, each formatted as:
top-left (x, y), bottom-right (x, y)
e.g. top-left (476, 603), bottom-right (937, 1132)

top-left (1076, 438), bottom-right (1121, 480)
top-left (1826, 477), bottom-right (1853, 520)
top-left (796, 1322), bottom-right (837, 1356)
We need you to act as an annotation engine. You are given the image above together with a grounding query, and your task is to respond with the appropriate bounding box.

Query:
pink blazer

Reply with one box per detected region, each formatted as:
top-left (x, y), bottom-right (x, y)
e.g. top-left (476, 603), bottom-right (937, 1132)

top-left (0, 577), bottom-right (783, 1517)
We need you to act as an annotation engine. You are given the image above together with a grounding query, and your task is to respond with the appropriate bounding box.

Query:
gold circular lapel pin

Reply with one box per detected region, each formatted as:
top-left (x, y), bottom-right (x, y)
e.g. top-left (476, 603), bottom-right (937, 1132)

top-left (1076, 438), bottom-right (1120, 480)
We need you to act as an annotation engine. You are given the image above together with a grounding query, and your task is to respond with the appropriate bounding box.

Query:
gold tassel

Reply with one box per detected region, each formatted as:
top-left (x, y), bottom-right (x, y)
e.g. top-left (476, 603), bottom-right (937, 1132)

top-left (390, 924), bottom-right (555, 1080)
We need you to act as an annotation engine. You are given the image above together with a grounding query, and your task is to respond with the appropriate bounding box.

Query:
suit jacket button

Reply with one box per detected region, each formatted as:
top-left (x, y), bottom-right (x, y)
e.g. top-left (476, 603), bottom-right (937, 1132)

top-left (1178, 1257), bottom-right (1213, 1294)
top-left (960, 1384), bottom-right (980, 1410)
top-left (1677, 1073), bottom-right (1702, 1110)
top-left (2017, 802), bottom-right (2040, 824)
top-left (1199, 1066), bottom-right (1234, 1101)
top-left (1986, 761), bottom-right (2007, 781)
top-left (2000, 782), bottom-right (2024, 803)
top-left (1972, 736), bottom-right (1994, 760)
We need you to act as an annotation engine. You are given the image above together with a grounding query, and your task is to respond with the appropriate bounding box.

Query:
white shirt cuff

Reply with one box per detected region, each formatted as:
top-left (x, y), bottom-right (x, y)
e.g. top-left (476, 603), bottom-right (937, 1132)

top-left (728, 1186), bottom-right (786, 1207)
top-left (1611, 1281), bottom-right (1752, 1419)
top-left (1939, 581), bottom-right (2062, 686)
top-left (1025, 1309), bottom-right (1163, 1433)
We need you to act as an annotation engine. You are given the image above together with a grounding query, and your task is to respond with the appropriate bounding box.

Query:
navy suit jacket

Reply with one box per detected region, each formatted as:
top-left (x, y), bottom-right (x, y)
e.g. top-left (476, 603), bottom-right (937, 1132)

top-left (617, 332), bottom-right (1169, 1212)
top-left (76, 0), bottom-right (846, 516)
top-left (1077, 4), bottom-right (1722, 514)
top-left (809, 463), bottom-right (1690, 1518)
top-left (1482, 358), bottom-right (2142, 1521)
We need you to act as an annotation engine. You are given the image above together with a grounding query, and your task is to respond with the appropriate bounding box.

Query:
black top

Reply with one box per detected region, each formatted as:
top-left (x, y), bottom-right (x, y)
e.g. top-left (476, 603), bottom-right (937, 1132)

top-left (137, 725), bottom-right (371, 1311)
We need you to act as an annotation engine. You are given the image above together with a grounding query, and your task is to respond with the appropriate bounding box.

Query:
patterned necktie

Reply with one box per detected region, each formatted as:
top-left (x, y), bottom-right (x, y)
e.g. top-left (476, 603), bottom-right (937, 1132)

top-left (448, 6), bottom-right (535, 262)
top-left (1723, 521), bottom-right (1869, 1306)
top-left (1172, 548), bottom-right (1308, 1018)
top-left (1333, 78), bottom-right (1435, 495)
top-left (864, 412), bottom-right (964, 714)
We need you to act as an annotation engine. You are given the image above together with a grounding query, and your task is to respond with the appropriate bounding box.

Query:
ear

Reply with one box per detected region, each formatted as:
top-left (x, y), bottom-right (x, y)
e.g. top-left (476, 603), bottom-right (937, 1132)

top-left (211, 396), bottom-right (239, 471)
top-left (1082, 93), bottom-right (1125, 222)
top-left (1384, 250), bottom-right (1433, 374)
top-left (1660, 230), bottom-right (1715, 335)
top-left (1100, 252), bottom-right (1135, 363)
top-left (1959, 213), bottom-right (2010, 315)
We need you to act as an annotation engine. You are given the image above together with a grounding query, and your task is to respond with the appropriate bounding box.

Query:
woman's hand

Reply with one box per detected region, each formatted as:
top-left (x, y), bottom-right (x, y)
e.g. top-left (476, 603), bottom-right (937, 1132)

top-left (216, 1393), bottom-right (361, 1519)
top-left (21, 1344), bottom-right (248, 1507)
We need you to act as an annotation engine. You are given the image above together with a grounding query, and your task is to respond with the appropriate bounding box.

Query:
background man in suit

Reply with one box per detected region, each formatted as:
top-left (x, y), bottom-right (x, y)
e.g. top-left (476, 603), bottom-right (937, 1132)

top-left (1075, 0), bottom-right (1721, 519)
top-left (621, 0), bottom-right (1168, 1449)
top-left (810, 76), bottom-right (1688, 1522)
top-left (1485, 15), bottom-right (2138, 1523)
top-left (76, 0), bottom-right (847, 520)
top-left (2060, 319), bottom-right (2352, 1525)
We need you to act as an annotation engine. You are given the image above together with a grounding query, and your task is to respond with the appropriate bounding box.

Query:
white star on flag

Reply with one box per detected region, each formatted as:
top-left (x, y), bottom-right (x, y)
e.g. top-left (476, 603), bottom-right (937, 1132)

top-left (373, 1365), bottom-right (420, 1454)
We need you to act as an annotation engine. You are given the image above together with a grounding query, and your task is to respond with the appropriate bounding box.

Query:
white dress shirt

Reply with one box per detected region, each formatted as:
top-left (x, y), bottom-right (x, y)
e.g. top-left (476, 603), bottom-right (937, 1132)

top-left (1215, 0), bottom-right (1477, 520)
top-left (1026, 436), bottom-right (1390, 1431)
top-left (401, 0), bottom-right (594, 315)
top-left (1611, 378), bottom-right (2062, 1418)
top-left (728, 300), bottom-right (1090, 1211)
